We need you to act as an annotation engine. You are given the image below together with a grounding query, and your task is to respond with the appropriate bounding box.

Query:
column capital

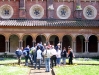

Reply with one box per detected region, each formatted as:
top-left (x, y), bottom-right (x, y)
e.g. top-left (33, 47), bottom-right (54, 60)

top-left (19, 40), bottom-right (23, 42)
top-left (33, 40), bottom-right (36, 42)
top-left (85, 40), bottom-right (89, 42)
top-left (5, 40), bottom-right (9, 42)
top-left (73, 41), bottom-right (76, 42)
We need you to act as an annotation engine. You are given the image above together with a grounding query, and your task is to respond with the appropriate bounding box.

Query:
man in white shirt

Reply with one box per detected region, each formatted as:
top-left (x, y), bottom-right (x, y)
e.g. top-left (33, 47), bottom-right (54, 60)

top-left (34, 46), bottom-right (42, 69)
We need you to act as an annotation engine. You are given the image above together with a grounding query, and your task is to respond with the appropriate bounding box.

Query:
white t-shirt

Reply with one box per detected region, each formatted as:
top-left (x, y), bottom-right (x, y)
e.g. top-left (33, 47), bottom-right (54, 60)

top-left (37, 49), bottom-right (42, 59)
top-left (56, 50), bottom-right (61, 58)
top-left (50, 48), bottom-right (57, 56)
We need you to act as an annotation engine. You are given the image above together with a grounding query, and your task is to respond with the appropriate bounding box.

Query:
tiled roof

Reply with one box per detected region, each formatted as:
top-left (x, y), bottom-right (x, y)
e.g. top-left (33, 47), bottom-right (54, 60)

top-left (0, 19), bottom-right (99, 27)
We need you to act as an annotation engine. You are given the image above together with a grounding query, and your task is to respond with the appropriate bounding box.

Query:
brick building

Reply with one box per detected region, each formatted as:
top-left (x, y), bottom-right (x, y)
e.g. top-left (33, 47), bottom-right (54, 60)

top-left (0, 0), bottom-right (99, 57)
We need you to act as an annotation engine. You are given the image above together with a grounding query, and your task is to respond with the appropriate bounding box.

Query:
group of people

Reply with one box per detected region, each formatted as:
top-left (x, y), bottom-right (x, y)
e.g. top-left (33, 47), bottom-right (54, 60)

top-left (15, 42), bottom-right (74, 72)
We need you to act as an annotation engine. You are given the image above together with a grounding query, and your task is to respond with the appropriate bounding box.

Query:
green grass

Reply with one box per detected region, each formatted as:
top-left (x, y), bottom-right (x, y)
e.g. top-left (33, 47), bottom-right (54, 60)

top-left (66, 58), bottom-right (99, 64)
top-left (0, 58), bottom-right (25, 64)
top-left (54, 58), bottom-right (99, 75)
top-left (76, 58), bottom-right (99, 64)
top-left (0, 65), bottom-right (30, 75)
top-left (54, 65), bottom-right (99, 75)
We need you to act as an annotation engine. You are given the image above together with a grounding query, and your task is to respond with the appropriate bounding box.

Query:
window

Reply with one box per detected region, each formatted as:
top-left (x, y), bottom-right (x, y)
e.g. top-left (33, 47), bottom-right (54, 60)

top-left (29, 4), bottom-right (44, 19)
top-left (83, 5), bottom-right (97, 19)
top-left (57, 5), bottom-right (71, 19)
top-left (0, 4), bottom-right (13, 19)
top-left (86, 8), bottom-right (93, 17)
top-left (60, 8), bottom-right (66, 17)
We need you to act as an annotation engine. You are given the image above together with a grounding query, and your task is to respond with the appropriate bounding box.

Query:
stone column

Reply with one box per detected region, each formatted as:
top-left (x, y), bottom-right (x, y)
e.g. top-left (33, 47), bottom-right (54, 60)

top-left (7, 40), bottom-right (9, 52)
top-left (72, 41), bottom-right (74, 52)
top-left (19, 40), bottom-right (23, 48)
top-left (86, 41), bottom-right (89, 53)
top-left (85, 41), bottom-right (86, 53)
top-left (5, 40), bottom-right (8, 52)
top-left (73, 41), bottom-right (76, 52)
top-left (21, 40), bottom-right (23, 48)
top-left (47, 0), bottom-right (54, 19)
top-left (60, 41), bottom-right (62, 50)
top-left (19, 0), bottom-right (26, 18)
top-left (33, 40), bottom-right (36, 47)
top-left (98, 41), bottom-right (99, 53)
top-left (19, 40), bottom-right (21, 48)
top-left (85, 41), bottom-right (89, 53)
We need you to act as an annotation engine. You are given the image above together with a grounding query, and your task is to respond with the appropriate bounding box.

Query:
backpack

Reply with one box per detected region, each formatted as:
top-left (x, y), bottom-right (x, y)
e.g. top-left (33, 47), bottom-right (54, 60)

top-left (23, 50), bottom-right (27, 56)
top-left (15, 50), bottom-right (22, 56)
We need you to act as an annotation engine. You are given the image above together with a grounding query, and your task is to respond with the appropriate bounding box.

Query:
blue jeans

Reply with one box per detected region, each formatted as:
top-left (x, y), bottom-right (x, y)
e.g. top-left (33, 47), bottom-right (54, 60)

top-left (56, 58), bottom-right (61, 65)
top-left (45, 58), bottom-right (50, 72)
top-left (35, 59), bottom-right (41, 69)
top-left (62, 57), bottom-right (66, 64)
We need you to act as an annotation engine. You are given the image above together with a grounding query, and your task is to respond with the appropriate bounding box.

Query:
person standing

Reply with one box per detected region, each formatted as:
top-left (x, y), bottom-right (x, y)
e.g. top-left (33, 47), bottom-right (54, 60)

top-left (61, 47), bottom-right (67, 65)
top-left (55, 43), bottom-right (61, 52)
top-left (50, 45), bottom-right (57, 68)
top-left (43, 46), bottom-right (51, 72)
top-left (68, 48), bottom-right (74, 65)
top-left (34, 46), bottom-right (42, 69)
top-left (15, 47), bottom-right (23, 65)
top-left (56, 48), bottom-right (61, 66)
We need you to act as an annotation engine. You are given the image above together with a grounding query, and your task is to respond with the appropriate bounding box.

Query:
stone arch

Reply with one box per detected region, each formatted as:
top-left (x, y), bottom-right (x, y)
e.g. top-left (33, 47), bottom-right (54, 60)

top-left (9, 33), bottom-right (20, 40)
top-left (9, 34), bottom-right (19, 52)
top-left (88, 35), bottom-right (98, 52)
top-left (22, 35), bottom-right (33, 48)
top-left (0, 34), bottom-right (5, 52)
top-left (76, 35), bottom-right (85, 53)
top-left (49, 35), bottom-right (59, 47)
top-left (36, 34), bottom-right (46, 45)
top-left (62, 35), bottom-right (72, 51)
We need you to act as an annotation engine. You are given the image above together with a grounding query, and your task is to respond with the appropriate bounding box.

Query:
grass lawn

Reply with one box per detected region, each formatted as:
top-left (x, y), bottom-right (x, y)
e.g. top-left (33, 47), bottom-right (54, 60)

top-left (0, 65), bottom-right (30, 75)
top-left (54, 58), bottom-right (99, 75)
top-left (54, 65), bottom-right (99, 75)
top-left (73, 58), bottom-right (99, 64)
top-left (0, 58), bottom-right (25, 64)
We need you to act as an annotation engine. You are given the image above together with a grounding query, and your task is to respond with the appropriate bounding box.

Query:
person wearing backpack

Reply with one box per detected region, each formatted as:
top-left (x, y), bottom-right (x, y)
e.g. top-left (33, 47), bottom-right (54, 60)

top-left (15, 47), bottom-right (23, 65)
top-left (43, 46), bottom-right (51, 72)
top-left (23, 45), bottom-right (33, 66)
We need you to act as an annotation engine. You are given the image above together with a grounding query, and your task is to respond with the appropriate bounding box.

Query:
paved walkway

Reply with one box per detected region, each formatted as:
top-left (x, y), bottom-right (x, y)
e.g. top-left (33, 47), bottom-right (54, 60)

top-left (29, 68), bottom-right (52, 75)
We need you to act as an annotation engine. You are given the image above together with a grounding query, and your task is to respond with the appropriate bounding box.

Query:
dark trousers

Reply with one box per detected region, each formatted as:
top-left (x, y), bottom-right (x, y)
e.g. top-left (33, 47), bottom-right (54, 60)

top-left (51, 55), bottom-right (56, 68)
top-left (17, 56), bottom-right (21, 65)
top-left (69, 58), bottom-right (73, 64)
top-left (25, 55), bottom-right (33, 66)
